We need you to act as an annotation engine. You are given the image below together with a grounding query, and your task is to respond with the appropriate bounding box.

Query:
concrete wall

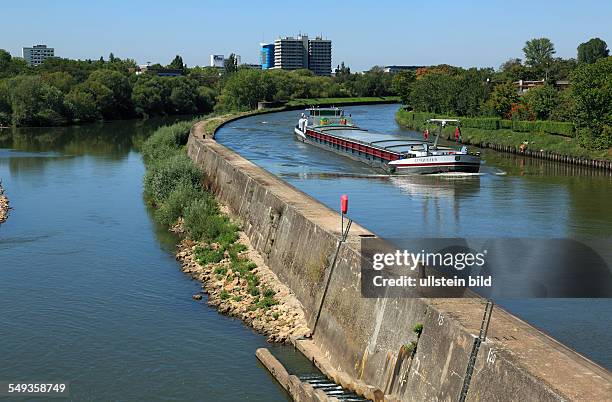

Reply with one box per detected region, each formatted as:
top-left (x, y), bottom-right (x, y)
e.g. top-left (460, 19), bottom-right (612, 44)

top-left (187, 131), bottom-right (611, 401)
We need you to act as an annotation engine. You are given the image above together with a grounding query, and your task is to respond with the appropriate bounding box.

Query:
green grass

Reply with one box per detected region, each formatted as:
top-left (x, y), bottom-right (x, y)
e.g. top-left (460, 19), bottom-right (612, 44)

top-left (396, 109), bottom-right (612, 161)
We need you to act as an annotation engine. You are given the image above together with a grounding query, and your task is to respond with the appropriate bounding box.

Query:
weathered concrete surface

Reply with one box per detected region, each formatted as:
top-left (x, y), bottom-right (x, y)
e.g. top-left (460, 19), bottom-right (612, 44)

top-left (188, 121), bottom-right (612, 401)
top-left (256, 348), bottom-right (338, 402)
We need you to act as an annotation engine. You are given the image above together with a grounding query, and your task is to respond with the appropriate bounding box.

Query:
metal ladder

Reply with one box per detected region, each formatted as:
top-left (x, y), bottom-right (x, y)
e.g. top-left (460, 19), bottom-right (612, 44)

top-left (458, 300), bottom-right (494, 402)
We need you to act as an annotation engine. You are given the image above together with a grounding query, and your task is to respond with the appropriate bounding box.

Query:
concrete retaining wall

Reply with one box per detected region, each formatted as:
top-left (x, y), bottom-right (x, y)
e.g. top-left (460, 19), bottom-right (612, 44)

top-left (187, 127), bottom-right (611, 401)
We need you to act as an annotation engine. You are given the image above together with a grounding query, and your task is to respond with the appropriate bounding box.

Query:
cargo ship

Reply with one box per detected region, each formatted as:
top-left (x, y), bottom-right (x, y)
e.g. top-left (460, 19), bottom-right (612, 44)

top-left (295, 107), bottom-right (481, 174)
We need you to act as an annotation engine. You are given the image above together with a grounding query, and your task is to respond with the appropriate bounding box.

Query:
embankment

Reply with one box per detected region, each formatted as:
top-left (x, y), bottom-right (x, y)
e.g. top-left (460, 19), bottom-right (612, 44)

top-left (188, 115), bottom-right (611, 401)
top-left (0, 182), bottom-right (9, 224)
top-left (396, 109), bottom-right (612, 171)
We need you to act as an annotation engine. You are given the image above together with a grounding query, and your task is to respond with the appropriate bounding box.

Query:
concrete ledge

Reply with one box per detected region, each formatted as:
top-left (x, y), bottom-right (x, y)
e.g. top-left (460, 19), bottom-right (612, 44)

top-left (256, 348), bottom-right (340, 402)
top-left (189, 115), bottom-right (612, 401)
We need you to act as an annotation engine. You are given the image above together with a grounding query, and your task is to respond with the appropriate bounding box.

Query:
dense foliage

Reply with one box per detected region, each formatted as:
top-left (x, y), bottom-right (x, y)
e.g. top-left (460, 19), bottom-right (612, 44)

top-left (0, 49), bottom-right (396, 126)
top-left (394, 37), bottom-right (611, 149)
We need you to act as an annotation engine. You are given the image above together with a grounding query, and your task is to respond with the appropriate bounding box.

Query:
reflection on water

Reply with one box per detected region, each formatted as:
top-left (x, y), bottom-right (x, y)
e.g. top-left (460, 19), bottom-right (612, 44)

top-left (216, 104), bottom-right (612, 369)
top-left (0, 117), bottom-right (292, 401)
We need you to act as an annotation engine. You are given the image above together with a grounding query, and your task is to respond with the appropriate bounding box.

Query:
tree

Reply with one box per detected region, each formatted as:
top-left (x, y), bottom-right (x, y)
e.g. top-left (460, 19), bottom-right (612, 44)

top-left (497, 58), bottom-right (538, 82)
top-left (169, 77), bottom-right (199, 113)
top-left (570, 56), bottom-right (612, 149)
top-left (109, 52), bottom-right (116, 63)
top-left (84, 69), bottom-right (132, 118)
top-left (66, 87), bottom-right (100, 122)
top-left (0, 49), bottom-right (28, 78)
top-left (8, 75), bottom-right (68, 126)
top-left (483, 82), bottom-right (519, 118)
top-left (168, 55), bottom-right (185, 70)
top-left (523, 38), bottom-right (556, 79)
top-left (224, 54), bottom-right (238, 74)
top-left (391, 70), bottom-right (415, 104)
top-left (577, 38), bottom-right (609, 64)
top-left (335, 62), bottom-right (351, 77)
top-left (521, 84), bottom-right (558, 120)
top-left (454, 68), bottom-right (491, 117)
top-left (131, 75), bottom-right (170, 116)
top-left (217, 69), bottom-right (274, 110)
top-left (42, 71), bottom-right (76, 93)
top-left (409, 70), bottom-right (457, 114)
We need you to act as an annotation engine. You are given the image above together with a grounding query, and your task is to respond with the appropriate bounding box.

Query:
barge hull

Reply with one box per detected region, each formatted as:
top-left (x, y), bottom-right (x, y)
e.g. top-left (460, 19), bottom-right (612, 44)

top-left (295, 128), bottom-right (480, 175)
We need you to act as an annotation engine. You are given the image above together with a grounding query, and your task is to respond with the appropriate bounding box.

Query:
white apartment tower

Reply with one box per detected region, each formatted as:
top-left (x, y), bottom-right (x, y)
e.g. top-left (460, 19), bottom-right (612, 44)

top-left (273, 35), bottom-right (309, 71)
top-left (22, 44), bottom-right (55, 66)
top-left (271, 35), bottom-right (331, 76)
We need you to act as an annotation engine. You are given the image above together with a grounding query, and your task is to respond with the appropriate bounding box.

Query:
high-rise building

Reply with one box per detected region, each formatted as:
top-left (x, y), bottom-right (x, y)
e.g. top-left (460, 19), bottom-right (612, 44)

top-left (260, 43), bottom-right (275, 70)
top-left (273, 35), bottom-right (309, 71)
top-left (263, 35), bottom-right (332, 75)
top-left (308, 37), bottom-right (332, 76)
top-left (22, 44), bottom-right (54, 66)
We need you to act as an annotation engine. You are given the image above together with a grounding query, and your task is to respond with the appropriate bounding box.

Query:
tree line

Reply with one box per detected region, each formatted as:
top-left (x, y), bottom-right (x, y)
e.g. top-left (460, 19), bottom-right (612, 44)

top-left (393, 37), bottom-right (610, 149)
top-left (0, 51), bottom-right (395, 127)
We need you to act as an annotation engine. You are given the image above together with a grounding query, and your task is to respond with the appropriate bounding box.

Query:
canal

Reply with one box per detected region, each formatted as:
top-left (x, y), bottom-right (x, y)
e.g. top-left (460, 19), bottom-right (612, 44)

top-left (0, 119), bottom-right (294, 401)
top-left (215, 104), bottom-right (612, 369)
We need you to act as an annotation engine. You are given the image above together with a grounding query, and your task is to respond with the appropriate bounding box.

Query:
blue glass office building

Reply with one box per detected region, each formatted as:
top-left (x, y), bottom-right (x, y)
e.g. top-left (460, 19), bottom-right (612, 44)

top-left (260, 43), bottom-right (275, 69)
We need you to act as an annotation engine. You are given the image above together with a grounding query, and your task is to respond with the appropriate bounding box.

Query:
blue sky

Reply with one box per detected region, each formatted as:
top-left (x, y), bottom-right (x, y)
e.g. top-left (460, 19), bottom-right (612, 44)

top-left (2, 0), bottom-right (610, 71)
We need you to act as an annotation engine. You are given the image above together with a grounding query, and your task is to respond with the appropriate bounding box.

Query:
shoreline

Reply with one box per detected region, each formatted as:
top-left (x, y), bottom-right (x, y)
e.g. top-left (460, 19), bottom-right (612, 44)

top-left (396, 109), bottom-right (612, 171)
top-left (0, 182), bottom-right (9, 224)
top-left (174, 210), bottom-right (310, 343)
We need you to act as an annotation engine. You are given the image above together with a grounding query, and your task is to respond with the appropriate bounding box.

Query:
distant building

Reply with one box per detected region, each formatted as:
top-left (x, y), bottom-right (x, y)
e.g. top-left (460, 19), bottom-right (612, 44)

top-left (383, 65), bottom-right (423, 73)
top-left (266, 34), bottom-right (332, 75)
top-left (260, 43), bottom-right (275, 70)
top-left (308, 37), bottom-right (332, 76)
top-left (22, 44), bottom-right (54, 66)
top-left (274, 35), bottom-right (309, 71)
top-left (210, 54), bottom-right (224, 68)
top-left (514, 79), bottom-right (571, 94)
top-left (136, 65), bottom-right (183, 77)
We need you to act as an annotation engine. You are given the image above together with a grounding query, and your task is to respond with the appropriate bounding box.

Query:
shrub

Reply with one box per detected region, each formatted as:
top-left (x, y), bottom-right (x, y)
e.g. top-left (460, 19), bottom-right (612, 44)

top-left (141, 120), bottom-right (193, 165)
top-left (144, 153), bottom-right (202, 203)
top-left (155, 182), bottom-right (204, 225)
top-left (461, 117), bottom-right (500, 130)
top-left (195, 245), bottom-right (225, 265)
top-left (182, 197), bottom-right (226, 241)
top-left (500, 119), bottom-right (513, 129)
top-left (512, 120), bottom-right (574, 137)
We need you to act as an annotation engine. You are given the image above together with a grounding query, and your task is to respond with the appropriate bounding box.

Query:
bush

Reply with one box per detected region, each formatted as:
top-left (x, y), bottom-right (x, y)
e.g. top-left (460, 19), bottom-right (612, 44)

top-left (144, 153), bottom-right (202, 203)
top-left (461, 117), bottom-right (500, 130)
top-left (141, 120), bottom-right (193, 165)
top-left (155, 182), bottom-right (204, 225)
top-left (183, 198), bottom-right (238, 242)
top-left (195, 245), bottom-right (225, 264)
top-left (500, 119), bottom-right (513, 129)
top-left (512, 120), bottom-right (574, 137)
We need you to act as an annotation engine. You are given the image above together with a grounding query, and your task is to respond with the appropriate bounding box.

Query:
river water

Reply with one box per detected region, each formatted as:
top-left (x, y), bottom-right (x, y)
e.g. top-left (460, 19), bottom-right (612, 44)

top-left (215, 104), bottom-right (612, 369)
top-left (0, 119), bottom-right (294, 401)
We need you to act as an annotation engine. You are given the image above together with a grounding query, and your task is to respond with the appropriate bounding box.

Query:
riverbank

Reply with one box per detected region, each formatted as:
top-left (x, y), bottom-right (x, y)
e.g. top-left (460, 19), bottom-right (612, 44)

top-left (175, 210), bottom-right (310, 343)
top-left (396, 108), bottom-right (612, 169)
top-left (0, 182), bottom-right (9, 224)
top-left (142, 118), bottom-right (310, 343)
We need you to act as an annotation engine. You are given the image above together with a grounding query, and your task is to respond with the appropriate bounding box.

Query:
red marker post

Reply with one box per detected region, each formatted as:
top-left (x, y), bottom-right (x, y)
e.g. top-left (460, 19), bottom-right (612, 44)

top-left (340, 194), bottom-right (348, 237)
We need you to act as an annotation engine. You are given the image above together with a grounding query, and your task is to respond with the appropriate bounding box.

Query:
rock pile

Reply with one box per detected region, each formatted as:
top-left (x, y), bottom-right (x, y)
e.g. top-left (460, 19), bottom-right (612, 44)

top-left (0, 182), bottom-right (9, 224)
top-left (176, 235), bottom-right (311, 343)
